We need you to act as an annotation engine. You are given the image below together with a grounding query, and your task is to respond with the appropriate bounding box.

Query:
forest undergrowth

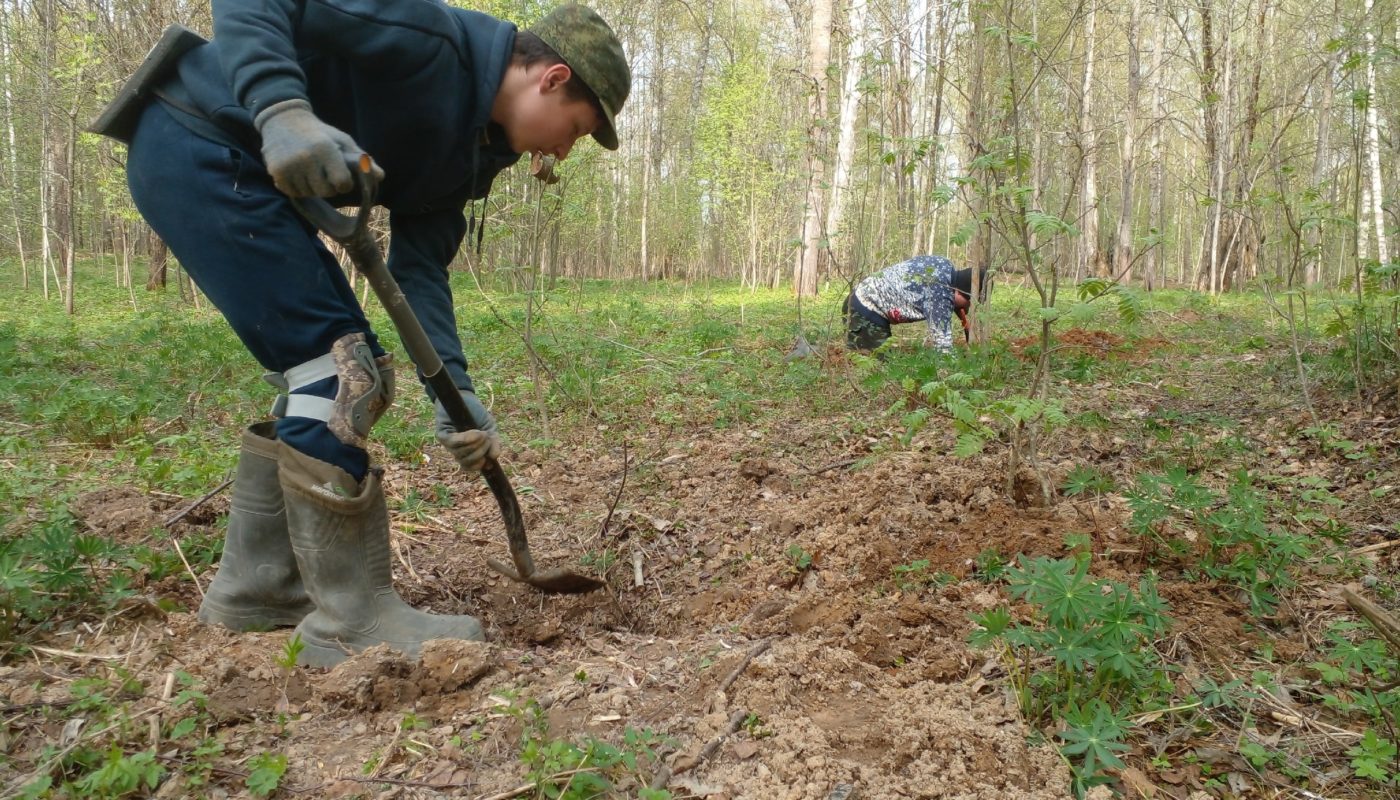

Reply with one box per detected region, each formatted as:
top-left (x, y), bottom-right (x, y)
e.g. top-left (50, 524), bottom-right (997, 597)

top-left (0, 262), bottom-right (1397, 799)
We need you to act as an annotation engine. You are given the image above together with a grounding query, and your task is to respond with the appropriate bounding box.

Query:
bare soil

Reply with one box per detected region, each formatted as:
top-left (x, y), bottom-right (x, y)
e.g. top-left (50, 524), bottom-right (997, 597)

top-left (4, 343), bottom-right (1398, 800)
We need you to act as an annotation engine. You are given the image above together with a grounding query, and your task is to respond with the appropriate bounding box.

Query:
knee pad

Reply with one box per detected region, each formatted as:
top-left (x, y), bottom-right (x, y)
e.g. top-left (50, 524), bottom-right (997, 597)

top-left (264, 333), bottom-right (394, 450)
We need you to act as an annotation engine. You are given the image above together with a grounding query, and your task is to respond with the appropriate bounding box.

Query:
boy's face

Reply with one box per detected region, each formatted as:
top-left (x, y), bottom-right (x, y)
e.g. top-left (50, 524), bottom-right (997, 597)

top-left (503, 63), bottom-right (602, 161)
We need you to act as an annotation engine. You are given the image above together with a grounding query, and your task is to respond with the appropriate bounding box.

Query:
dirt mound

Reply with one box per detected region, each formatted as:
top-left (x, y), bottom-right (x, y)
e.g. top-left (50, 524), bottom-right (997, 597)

top-left (1010, 327), bottom-right (1166, 361)
top-left (68, 485), bottom-right (174, 543)
top-left (6, 413), bottom-right (1266, 798)
top-left (702, 638), bottom-right (1070, 799)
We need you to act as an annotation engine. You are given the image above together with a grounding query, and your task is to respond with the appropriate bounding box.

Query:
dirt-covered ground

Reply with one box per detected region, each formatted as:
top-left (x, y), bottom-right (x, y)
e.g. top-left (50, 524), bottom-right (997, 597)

top-left (3, 331), bottom-right (1398, 799)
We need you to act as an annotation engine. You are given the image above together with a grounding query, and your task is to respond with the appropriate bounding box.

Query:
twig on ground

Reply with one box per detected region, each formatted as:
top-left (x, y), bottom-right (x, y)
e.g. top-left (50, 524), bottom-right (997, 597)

top-left (650, 709), bottom-right (748, 791)
top-left (150, 671), bottom-right (175, 748)
top-left (804, 458), bottom-right (858, 476)
top-left (0, 698), bottom-right (77, 714)
top-left (718, 640), bottom-right (772, 696)
top-left (159, 478), bottom-right (232, 599)
top-left (648, 638), bottom-right (773, 791)
top-left (29, 645), bottom-right (123, 662)
top-left (597, 442), bottom-right (631, 540)
top-left (1351, 539), bottom-right (1400, 556)
top-left (162, 478), bottom-right (233, 527)
top-left (392, 539), bottom-right (425, 586)
top-left (1342, 586), bottom-right (1400, 653)
top-left (170, 535), bottom-right (205, 600)
top-left (367, 719), bottom-right (406, 779)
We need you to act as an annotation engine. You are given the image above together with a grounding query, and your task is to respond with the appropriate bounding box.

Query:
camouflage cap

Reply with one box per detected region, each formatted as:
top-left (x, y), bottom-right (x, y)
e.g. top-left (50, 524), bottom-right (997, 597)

top-left (529, 4), bottom-right (630, 150)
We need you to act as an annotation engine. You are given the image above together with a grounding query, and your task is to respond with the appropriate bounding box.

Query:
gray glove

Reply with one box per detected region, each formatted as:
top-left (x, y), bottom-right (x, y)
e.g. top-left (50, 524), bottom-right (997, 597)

top-left (433, 390), bottom-right (501, 474)
top-left (254, 99), bottom-right (384, 198)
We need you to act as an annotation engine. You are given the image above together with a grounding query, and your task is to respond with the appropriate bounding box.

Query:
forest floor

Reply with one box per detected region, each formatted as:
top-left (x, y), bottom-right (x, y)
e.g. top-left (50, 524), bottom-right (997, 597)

top-left (1, 272), bottom-right (1397, 799)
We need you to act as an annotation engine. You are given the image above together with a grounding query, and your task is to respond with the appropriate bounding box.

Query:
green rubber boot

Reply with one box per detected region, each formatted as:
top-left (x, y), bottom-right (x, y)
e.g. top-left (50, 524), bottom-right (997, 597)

top-left (278, 443), bottom-right (484, 668)
top-left (197, 423), bottom-right (316, 631)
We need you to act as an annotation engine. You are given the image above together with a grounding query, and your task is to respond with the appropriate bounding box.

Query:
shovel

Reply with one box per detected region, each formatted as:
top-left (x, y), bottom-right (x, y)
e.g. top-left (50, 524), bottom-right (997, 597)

top-left (293, 157), bottom-right (605, 595)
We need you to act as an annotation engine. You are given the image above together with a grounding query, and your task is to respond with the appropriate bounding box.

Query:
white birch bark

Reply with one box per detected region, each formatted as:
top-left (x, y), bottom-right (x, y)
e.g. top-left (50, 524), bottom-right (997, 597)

top-left (1115, 0), bottom-right (1143, 285)
top-left (794, 0), bottom-right (833, 297)
top-left (1362, 0), bottom-right (1388, 265)
top-left (0, 1), bottom-right (26, 287)
top-left (825, 0), bottom-right (869, 265)
top-left (1077, 2), bottom-right (1099, 280)
top-left (1146, 0), bottom-right (1167, 290)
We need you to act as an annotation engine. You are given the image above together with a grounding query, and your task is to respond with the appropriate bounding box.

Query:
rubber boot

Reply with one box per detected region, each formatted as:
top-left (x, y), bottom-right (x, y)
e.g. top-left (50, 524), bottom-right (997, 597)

top-left (197, 423), bottom-right (316, 631)
top-left (278, 442), bottom-right (484, 668)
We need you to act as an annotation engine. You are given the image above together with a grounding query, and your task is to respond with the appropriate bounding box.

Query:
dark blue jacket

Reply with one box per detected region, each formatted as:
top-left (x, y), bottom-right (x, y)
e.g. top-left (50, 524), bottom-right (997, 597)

top-left (158, 0), bottom-right (521, 395)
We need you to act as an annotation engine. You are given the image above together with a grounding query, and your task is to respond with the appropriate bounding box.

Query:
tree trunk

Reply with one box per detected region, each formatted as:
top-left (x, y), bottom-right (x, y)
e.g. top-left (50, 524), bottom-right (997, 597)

top-left (1115, 0), bottom-right (1143, 285)
top-left (1145, 0), bottom-right (1167, 290)
top-left (793, 0), bottom-right (833, 297)
top-left (1362, 0), bottom-right (1388, 265)
top-left (146, 231), bottom-right (168, 290)
top-left (826, 0), bottom-right (868, 270)
top-left (1220, 0), bottom-right (1268, 292)
top-left (640, 110), bottom-right (651, 280)
top-left (61, 28), bottom-right (89, 316)
top-left (964, 1), bottom-right (990, 277)
top-left (1196, 0), bottom-right (1221, 292)
top-left (926, 0), bottom-right (949, 255)
top-left (0, 1), bottom-right (27, 288)
top-left (1305, 1), bottom-right (1338, 286)
top-left (1077, 1), bottom-right (1100, 280)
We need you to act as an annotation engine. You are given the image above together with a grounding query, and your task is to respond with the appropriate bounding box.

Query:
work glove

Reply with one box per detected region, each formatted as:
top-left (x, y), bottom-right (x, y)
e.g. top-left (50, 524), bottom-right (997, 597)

top-left (254, 99), bottom-right (384, 198)
top-left (433, 390), bottom-right (501, 474)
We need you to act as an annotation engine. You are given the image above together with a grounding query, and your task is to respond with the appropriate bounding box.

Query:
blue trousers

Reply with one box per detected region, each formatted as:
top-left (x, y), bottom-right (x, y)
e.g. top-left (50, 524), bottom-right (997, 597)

top-left (127, 101), bottom-right (379, 479)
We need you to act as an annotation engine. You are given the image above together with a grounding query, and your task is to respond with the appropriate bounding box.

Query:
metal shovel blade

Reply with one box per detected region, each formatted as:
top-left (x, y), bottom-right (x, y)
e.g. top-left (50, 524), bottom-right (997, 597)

top-left (487, 558), bottom-right (607, 594)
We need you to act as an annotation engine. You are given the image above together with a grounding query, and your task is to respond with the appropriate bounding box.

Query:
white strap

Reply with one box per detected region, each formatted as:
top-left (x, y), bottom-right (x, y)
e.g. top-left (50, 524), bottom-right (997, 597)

top-left (281, 394), bottom-right (335, 423)
top-left (283, 353), bottom-right (338, 391)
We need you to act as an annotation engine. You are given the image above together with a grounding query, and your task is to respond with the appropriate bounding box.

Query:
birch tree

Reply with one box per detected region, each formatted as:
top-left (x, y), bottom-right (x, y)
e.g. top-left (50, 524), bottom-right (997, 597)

top-left (794, 0), bottom-right (834, 297)
top-left (826, 0), bottom-right (869, 273)
top-left (1114, 0), bottom-right (1143, 285)
top-left (1361, 0), bottom-right (1388, 266)
top-left (1145, 0), bottom-right (1167, 290)
top-left (1076, 0), bottom-right (1100, 280)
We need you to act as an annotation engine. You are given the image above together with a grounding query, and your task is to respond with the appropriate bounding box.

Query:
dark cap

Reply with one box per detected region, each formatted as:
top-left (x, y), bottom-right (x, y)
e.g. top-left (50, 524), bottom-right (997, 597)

top-left (529, 4), bottom-right (630, 150)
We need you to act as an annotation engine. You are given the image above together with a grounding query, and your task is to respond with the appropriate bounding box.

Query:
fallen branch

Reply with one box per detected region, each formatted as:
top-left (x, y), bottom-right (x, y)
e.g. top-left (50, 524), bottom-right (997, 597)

top-left (367, 719), bottom-right (406, 780)
top-left (804, 458), bottom-right (858, 476)
top-left (597, 442), bottom-right (631, 540)
top-left (29, 645), bottom-right (123, 662)
top-left (718, 640), bottom-right (772, 696)
top-left (1342, 587), bottom-right (1400, 653)
top-left (1351, 539), bottom-right (1400, 556)
top-left (649, 708), bottom-right (747, 791)
top-left (162, 478), bottom-right (233, 527)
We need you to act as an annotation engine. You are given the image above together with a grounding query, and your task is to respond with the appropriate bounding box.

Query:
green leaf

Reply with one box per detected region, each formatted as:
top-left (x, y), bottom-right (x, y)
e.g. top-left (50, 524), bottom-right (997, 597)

top-left (246, 753), bottom-right (288, 797)
top-left (1077, 279), bottom-right (1110, 300)
top-left (943, 392), bottom-right (978, 426)
top-left (170, 717), bottom-right (198, 740)
top-left (1025, 211), bottom-right (1079, 237)
top-left (950, 218), bottom-right (979, 247)
top-left (17, 777), bottom-right (52, 800)
top-left (1059, 701), bottom-right (1130, 779)
top-left (953, 432), bottom-right (985, 457)
top-left (969, 607), bottom-right (1012, 648)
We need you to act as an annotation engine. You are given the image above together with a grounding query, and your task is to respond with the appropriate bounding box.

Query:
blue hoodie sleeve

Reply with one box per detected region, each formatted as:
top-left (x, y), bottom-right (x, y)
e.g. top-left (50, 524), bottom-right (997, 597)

top-left (212, 0), bottom-right (464, 119)
top-left (387, 207), bottom-right (476, 398)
